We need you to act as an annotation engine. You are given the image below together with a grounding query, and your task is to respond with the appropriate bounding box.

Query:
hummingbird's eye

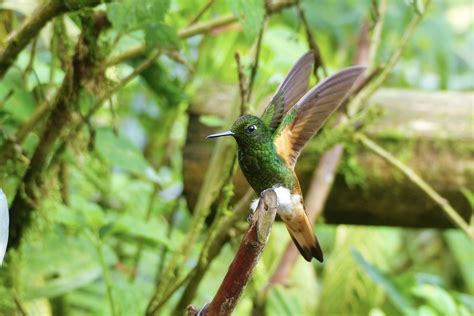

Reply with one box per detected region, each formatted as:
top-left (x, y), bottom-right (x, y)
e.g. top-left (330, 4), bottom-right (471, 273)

top-left (246, 125), bottom-right (257, 133)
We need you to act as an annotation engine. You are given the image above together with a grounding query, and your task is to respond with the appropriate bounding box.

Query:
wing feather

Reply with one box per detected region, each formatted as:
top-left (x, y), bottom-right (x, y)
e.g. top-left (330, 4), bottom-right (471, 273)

top-left (261, 52), bottom-right (314, 129)
top-left (274, 66), bottom-right (365, 167)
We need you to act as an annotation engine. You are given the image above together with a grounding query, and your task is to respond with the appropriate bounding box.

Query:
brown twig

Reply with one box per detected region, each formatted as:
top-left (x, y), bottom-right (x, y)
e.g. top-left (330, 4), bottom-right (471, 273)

top-left (296, 0), bottom-right (326, 78)
top-left (187, 189), bottom-right (278, 316)
top-left (234, 52), bottom-right (248, 115)
top-left (187, 0), bottom-right (216, 26)
top-left (246, 14), bottom-right (266, 104)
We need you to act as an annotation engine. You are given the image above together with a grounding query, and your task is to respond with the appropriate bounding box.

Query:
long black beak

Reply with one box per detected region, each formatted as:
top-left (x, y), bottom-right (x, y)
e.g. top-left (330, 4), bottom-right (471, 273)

top-left (207, 130), bottom-right (235, 139)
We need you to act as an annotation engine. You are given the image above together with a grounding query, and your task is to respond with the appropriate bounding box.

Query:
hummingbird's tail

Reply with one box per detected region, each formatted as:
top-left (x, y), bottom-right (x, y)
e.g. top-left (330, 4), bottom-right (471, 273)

top-left (283, 209), bottom-right (324, 262)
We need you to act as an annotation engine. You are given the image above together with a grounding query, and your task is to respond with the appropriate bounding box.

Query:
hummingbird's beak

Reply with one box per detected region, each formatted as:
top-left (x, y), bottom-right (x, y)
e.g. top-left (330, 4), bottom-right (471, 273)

top-left (207, 130), bottom-right (235, 139)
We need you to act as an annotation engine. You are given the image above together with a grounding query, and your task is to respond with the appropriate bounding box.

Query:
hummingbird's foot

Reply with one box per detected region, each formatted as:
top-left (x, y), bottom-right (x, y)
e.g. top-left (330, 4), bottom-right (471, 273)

top-left (247, 198), bottom-right (260, 223)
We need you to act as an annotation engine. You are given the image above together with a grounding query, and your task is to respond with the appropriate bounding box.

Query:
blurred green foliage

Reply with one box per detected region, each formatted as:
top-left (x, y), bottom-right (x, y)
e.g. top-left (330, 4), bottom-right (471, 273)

top-left (0, 0), bottom-right (472, 315)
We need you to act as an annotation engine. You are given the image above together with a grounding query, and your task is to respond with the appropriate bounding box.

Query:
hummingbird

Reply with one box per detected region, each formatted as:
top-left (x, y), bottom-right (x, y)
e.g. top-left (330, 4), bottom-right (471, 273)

top-left (208, 52), bottom-right (365, 262)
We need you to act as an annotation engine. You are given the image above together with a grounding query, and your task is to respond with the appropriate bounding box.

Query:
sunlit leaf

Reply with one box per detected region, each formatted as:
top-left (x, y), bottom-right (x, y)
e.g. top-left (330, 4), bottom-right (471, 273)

top-left (145, 23), bottom-right (180, 49)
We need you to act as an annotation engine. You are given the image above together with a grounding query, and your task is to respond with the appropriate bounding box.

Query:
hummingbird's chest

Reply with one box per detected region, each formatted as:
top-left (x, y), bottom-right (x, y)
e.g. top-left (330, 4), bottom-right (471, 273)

top-left (237, 145), bottom-right (295, 194)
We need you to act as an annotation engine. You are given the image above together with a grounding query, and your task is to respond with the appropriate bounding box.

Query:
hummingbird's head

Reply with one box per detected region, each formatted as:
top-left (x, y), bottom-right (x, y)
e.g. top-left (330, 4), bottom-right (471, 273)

top-left (207, 114), bottom-right (272, 147)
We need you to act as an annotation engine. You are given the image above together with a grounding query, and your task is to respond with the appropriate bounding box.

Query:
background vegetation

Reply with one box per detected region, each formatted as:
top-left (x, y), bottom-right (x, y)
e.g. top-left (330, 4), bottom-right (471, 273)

top-left (0, 0), bottom-right (472, 315)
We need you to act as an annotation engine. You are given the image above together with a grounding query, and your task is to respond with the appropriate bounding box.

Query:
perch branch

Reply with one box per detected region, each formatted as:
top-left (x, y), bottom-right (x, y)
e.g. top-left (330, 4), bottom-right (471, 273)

top-left (172, 189), bottom-right (254, 314)
top-left (356, 133), bottom-right (473, 239)
top-left (187, 189), bottom-right (278, 316)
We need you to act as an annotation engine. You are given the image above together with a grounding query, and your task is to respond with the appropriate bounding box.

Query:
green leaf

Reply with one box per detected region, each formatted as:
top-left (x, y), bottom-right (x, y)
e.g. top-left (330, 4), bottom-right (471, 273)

top-left (411, 284), bottom-right (457, 316)
top-left (145, 23), bottom-right (180, 49)
top-left (0, 68), bottom-right (35, 121)
top-left (107, 0), bottom-right (170, 32)
top-left (227, 0), bottom-right (265, 42)
top-left (352, 249), bottom-right (417, 316)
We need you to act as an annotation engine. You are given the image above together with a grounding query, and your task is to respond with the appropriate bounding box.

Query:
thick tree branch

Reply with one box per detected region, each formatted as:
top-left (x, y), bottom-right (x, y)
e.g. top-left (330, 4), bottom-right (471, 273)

top-left (187, 190), bottom-right (278, 316)
top-left (356, 133), bottom-right (473, 239)
top-left (0, 0), bottom-right (105, 78)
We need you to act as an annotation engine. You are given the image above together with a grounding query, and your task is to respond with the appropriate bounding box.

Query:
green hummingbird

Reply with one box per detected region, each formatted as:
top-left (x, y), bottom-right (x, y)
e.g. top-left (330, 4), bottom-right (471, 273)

top-left (208, 52), bottom-right (365, 262)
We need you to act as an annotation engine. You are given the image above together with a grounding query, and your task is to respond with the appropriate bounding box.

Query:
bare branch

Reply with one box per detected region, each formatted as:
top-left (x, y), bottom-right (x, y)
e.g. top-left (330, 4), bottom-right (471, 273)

top-left (246, 14), bottom-right (266, 103)
top-left (187, 190), bottom-right (278, 316)
top-left (234, 52), bottom-right (248, 115)
top-left (296, 0), bottom-right (326, 78)
top-left (187, 0), bottom-right (216, 26)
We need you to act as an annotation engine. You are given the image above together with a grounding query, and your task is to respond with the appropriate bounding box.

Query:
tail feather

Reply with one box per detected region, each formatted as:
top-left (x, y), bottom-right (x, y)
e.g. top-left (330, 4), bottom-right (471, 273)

top-left (283, 211), bottom-right (324, 262)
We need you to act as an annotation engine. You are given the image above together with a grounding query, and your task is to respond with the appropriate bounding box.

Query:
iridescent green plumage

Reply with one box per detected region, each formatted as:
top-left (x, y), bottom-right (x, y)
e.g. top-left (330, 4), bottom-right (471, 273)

top-left (229, 115), bottom-right (295, 194)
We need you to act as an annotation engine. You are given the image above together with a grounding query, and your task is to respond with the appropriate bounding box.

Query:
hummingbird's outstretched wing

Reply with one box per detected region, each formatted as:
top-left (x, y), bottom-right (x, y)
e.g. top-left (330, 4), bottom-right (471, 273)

top-left (261, 52), bottom-right (314, 130)
top-left (273, 66), bottom-right (365, 167)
